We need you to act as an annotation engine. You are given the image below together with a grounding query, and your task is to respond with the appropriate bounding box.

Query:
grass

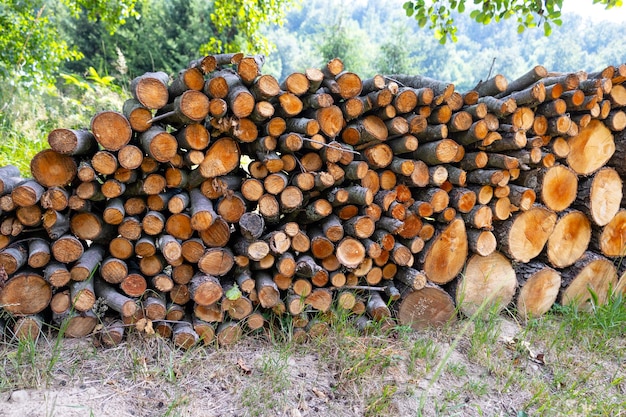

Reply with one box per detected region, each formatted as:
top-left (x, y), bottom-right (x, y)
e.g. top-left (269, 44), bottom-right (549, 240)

top-left (0, 290), bottom-right (623, 416)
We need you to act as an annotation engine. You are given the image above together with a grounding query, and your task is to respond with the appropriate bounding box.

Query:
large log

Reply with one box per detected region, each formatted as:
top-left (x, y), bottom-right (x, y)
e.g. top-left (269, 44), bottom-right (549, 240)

top-left (560, 251), bottom-right (617, 311)
top-left (396, 284), bottom-right (456, 329)
top-left (515, 262), bottom-right (561, 320)
top-left (494, 205), bottom-right (557, 263)
top-left (453, 252), bottom-right (517, 317)
top-left (0, 271), bottom-right (52, 316)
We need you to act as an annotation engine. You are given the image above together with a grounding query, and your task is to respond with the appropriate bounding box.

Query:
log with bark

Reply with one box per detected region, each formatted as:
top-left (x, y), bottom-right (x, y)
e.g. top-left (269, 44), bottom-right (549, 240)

top-left (2, 53), bottom-right (626, 348)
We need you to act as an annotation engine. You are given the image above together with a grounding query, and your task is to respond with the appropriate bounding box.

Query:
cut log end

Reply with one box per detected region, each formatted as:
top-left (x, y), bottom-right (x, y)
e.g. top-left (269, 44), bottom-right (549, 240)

top-left (455, 252), bottom-right (517, 317)
top-left (396, 286), bottom-right (456, 329)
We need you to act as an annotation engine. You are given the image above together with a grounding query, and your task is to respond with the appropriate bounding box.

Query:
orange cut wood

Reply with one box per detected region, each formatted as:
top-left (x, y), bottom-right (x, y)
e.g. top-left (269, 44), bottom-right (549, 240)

top-left (199, 138), bottom-right (240, 178)
top-left (567, 119), bottom-right (615, 175)
top-left (421, 217), bottom-right (468, 285)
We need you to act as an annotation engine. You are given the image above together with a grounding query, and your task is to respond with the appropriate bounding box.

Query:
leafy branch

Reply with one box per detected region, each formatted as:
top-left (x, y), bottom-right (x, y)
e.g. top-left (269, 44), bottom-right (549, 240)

top-left (403, 0), bottom-right (623, 43)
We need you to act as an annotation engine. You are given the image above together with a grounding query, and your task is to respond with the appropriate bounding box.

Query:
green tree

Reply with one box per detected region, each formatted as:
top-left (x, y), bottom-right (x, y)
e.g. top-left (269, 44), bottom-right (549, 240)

top-left (402, 0), bottom-right (623, 43)
top-left (317, 18), bottom-right (371, 75)
top-left (374, 25), bottom-right (423, 75)
top-left (0, 0), bottom-right (137, 85)
top-left (61, 0), bottom-right (215, 80)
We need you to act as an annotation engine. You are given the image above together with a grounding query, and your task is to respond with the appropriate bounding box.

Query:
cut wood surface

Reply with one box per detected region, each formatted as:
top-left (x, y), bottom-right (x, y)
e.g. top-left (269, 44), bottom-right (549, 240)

top-left (515, 262), bottom-right (561, 320)
top-left (454, 252), bottom-right (517, 317)
top-left (2, 53), bottom-right (626, 347)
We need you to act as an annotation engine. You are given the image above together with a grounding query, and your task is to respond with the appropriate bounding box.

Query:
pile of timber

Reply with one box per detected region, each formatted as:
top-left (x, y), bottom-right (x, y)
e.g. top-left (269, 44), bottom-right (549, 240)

top-left (1, 53), bottom-right (626, 349)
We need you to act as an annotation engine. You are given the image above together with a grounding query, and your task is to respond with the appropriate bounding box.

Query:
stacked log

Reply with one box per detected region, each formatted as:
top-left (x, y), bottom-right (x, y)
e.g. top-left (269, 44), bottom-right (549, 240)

top-left (1, 54), bottom-right (625, 347)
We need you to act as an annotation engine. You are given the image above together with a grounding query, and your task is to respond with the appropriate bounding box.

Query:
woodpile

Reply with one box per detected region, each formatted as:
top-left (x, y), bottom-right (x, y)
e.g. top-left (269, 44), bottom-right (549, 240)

top-left (1, 53), bottom-right (626, 347)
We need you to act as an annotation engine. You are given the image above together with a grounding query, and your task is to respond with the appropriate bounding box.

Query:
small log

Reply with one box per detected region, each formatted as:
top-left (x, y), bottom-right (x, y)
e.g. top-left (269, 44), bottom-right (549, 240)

top-left (189, 188), bottom-right (216, 231)
top-left (122, 99), bottom-right (152, 133)
top-left (69, 278), bottom-right (96, 312)
top-left (198, 247), bottom-right (234, 276)
top-left (99, 257), bottom-right (128, 285)
top-left (366, 291), bottom-right (391, 321)
top-left (173, 319), bottom-right (199, 350)
top-left (305, 288), bottom-right (333, 312)
top-left (189, 273), bottom-right (223, 307)
top-left (51, 234), bottom-right (84, 263)
top-left (255, 272), bottom-right (280, 308)
top-left (97, 319), bottom-right (125, 347)
top-left (217, 321), bottom-right (243, 346)
top-left (70, 244), bottom-right (105, 282)
top-left (199, 138), bottom-right (240, 178)
top-left (0, 270), bottom-right (51, 315)
top-left (567, 120), bottom-right (615, 175)
top-left (395, 267), bottom-right (427, 290)
top-left (221, 287), bottom-right (253, 320)
top-left (336, 237), bottom-right (366, 269)
top-left (93, 278), bottom-right (138, 317)
top-left (296, 255), bottom-right (329, 287)
top-left (47, 128), bottom-right (97, 155)
top-left (130, 71), bottom-right (169, 109)
top-left (12, 314), bottom-right (44, 340)
top-left (138, 126), bottom-right (178, 163)
top-left (30, 149), bottom-right (77, 188)
top-left (192, 317), bottom-right (215, 346)
top-left (59, 310), bottom-right (99, 338)
top-left (575, 167), bottom-right (622, 226)
top-left (120, 269), bottom-right (147, 297)
top-left (198, 216), bottom-right (231, 248)
top-left (544, 210), bottom-right (591, 268)
top-left (595, 210), bottom-right (626, 258)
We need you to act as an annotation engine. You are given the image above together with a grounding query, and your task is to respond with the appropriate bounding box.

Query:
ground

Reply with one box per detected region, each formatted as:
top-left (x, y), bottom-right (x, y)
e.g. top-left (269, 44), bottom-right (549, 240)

top-left (0, 307), bottom-right (624, 417)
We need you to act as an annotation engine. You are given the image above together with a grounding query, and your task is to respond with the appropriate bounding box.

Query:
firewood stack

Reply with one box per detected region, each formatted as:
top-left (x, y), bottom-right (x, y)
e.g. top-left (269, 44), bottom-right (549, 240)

top-left (1, 53), bottom-right (626, 347)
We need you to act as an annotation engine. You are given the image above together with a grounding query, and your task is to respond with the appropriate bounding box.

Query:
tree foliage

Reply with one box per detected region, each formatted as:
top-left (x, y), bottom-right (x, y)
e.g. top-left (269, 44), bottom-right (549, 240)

top-left (0, 0), bottom-right (137, 85)
top-left (403, 0), bottom-right (623, 43)
top-left (60, 0), bottom-right (139, 34)
top-left (202, 0), bottom-right (297, 56)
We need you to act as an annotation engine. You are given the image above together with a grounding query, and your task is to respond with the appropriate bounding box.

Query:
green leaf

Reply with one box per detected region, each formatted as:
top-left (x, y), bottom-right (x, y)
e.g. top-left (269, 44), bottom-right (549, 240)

top-left (458, 1), bottom-right (466, 12)
top-left (403, 1), bottom-right (415, 16)
top-left (517, 24), bottom-right (526, 33)
top-left (226, 284), bottom-right (242, 301)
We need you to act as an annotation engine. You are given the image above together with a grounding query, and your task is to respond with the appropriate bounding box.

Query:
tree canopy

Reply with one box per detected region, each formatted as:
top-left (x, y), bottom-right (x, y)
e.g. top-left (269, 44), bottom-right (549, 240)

top-left (0, 0), bottom-right (138, 84)
top-left (403, 0), bottom-right (623, 43)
